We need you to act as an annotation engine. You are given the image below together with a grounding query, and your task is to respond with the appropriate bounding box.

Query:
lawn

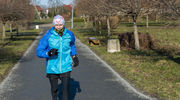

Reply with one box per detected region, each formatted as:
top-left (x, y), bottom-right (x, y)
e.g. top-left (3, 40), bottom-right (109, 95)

top-left (69, 21), bottom-right (180, 100)
top-left (0, 28), bottom-right (40, 81)
top-left (31, 18), bottom-right (53, 25)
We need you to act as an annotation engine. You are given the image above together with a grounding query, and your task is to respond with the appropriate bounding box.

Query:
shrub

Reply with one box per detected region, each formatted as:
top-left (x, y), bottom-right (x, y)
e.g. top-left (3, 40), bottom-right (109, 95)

top-left (118, 32), bottom-right (155, 50)
top-left (73, 18), bottom-right (84, 22)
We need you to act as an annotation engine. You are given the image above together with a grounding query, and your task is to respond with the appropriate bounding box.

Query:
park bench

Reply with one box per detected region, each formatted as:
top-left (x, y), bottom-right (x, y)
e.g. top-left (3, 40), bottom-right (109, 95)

top-left (88, 37), bottom-right (100, 46)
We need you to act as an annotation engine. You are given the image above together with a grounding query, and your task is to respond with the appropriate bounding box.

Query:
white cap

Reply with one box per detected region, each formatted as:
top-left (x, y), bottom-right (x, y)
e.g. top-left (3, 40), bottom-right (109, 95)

top-left (53, 15), bottom-right (65, 25)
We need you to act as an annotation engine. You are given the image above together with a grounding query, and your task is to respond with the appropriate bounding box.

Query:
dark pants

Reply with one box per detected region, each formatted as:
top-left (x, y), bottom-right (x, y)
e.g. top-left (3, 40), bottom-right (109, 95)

top-left (47, 72), bottom-right (71, 100)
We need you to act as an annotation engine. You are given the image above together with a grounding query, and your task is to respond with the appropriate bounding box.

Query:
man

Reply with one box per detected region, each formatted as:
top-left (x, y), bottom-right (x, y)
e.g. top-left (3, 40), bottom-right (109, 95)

top-left (36, 15), bottom-right (79, 100)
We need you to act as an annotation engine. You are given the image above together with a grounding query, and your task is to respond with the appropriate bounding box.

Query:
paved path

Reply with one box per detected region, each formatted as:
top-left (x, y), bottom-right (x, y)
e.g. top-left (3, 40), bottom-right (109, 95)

top-left (0, 26), bottom-right (156, 100)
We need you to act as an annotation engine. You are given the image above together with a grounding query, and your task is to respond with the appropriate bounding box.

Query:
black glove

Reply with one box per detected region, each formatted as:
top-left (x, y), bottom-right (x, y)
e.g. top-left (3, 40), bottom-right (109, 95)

top-left (72, 55), bottom-right (79, 67)
top-left (48, 49), bottom-right (58, 57)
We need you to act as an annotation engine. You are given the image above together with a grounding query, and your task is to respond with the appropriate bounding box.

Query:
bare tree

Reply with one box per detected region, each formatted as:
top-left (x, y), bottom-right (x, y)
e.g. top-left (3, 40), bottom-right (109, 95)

top-left (117, 0), bottom-right (180, 50)
top-left (76, 0), bottom-right (180, 50)
top-left (0, 0), bottom-right (12, 42)
top-left (114, 0), bottom-right (157, 50)
top-left (31, 0), bottom-right (42, 20)
top-left (96, 0), bottom-right (117, 38)
top-left (0, 0), bottom-right (34, 43)
top-left (76, 0), bottom-right (97, 30)
top-left (157, 0), bottom-right (180, 20)
top-left (76, 0), bottom-right (117, 37)
top-left (48, 0), bottom-right (64, 16)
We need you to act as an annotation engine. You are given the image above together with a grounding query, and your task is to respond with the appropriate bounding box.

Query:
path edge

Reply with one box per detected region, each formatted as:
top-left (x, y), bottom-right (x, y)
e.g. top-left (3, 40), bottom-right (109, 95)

top-left (76, 39), bottom-right (158, 100)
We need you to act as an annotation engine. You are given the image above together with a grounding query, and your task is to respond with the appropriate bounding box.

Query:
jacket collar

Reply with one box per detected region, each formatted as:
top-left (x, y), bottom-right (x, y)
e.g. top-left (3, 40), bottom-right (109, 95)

top-left (50, 27), bottom-right (67, 36)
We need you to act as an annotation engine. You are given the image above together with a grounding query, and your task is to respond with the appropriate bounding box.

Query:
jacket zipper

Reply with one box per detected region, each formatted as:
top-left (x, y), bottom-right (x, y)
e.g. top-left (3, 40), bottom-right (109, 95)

top-left (60, 37), bottom-right (62, 73)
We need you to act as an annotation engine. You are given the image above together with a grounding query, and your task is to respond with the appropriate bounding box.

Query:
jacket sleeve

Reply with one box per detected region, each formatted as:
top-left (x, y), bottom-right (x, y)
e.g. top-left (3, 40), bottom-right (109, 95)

top-left (70, 31), bottom-right (77, 56)
top-left (36, 32), bottom-right (51, 58)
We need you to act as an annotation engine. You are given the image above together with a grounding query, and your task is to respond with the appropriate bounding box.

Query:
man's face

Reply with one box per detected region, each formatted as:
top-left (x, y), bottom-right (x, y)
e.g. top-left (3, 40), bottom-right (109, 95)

top-left (55, 24), bottom-right (64, 30)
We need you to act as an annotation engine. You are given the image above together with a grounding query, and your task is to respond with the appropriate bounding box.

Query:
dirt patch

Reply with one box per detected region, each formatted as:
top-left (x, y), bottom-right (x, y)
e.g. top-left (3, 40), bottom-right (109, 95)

top-left (118, 32), bottom-right (155, 50)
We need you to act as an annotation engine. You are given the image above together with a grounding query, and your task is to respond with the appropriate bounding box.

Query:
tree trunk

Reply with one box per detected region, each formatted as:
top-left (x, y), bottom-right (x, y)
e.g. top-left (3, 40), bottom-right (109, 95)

top-left (10, 23), bottom-right (13, 40)
top-left (87, 16), bottom-right (89, 22)
top-left (10, 23), bottom-right (12, 33)
top-left (98, 20), bottom-right (102, 35)
top-left (83, 15), bottom-right (87, 28)
top-left (33, 5), bottom-right (42, 20)
top-left (2, 23), bottom-right (6, 43)
top-left (55, 8), bottom-right (57, 15)
top-left (84, 18), bottom-right (88, 28)
top-left (128, 16), bottom-right (131, 22)
top-left (146, 14), bottom-right (149, 28)
top-left (107, 16), bottom-right (111, 38)
top-left (71, 5), bottom-right (74, 29)
top-left (16, 27), bottom-right (19, 36)
top-left (133, 19), bottom-right (140, 50)
top-left (92, 16), bottom-right (97, 32)
top-left (155, 14), bottom-right (158, 22)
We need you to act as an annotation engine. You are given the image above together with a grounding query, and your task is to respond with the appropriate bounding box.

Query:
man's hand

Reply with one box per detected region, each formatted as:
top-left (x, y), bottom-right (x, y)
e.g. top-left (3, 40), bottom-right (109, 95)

top-left (72, 55), bottom-right (79, 67)
top-left (48, 49), bottom-right (58, 57)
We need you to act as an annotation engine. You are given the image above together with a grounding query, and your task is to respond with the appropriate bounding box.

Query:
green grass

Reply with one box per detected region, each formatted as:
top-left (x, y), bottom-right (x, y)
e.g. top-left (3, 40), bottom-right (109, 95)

top-left (32, 18), bottom-right (53, 25)
top-left (114, 22), bottom-right (180, 47)
top-left (0, 29), bottom-right (40, 81)
top-left (120, 21), bottom-right (167, 27)
top-left (71, 21), bottom-right (180, 100)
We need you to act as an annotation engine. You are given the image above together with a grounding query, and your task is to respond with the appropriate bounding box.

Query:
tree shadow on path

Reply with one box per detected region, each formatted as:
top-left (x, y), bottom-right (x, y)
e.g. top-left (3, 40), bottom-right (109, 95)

top-left (58, 78), bottom-right (81, 100)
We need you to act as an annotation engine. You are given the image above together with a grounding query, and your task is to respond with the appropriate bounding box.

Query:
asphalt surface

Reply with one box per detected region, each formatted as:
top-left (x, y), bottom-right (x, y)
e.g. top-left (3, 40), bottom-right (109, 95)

top-left (0, 26), bottom-right (155, 100)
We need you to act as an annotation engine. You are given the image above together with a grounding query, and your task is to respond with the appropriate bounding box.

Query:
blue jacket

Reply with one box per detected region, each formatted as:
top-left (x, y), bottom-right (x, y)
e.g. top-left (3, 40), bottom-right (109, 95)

top-left (36, 27), bottom-right (77, 74)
